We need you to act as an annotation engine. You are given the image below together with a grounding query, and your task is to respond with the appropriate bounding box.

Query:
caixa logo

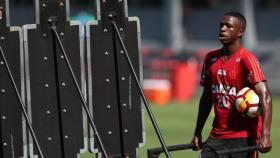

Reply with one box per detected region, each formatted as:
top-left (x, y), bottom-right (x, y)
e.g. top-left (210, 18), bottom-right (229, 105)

top-left (212, 84), bottom-right (237, 96)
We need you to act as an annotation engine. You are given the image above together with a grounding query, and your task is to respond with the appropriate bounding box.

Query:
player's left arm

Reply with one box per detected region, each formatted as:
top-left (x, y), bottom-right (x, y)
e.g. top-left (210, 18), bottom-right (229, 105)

top-left (254, 81), bottom-right (272, 153)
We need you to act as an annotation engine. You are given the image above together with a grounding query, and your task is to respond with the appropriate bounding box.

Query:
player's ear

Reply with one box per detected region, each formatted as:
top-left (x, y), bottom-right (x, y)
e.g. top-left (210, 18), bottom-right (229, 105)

top-left (238, 28), bottom-right (244, 38)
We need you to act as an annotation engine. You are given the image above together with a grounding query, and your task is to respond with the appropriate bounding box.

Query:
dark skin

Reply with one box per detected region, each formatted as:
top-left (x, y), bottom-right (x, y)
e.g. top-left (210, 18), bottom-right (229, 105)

top-left (191, 15), bottom-right (272, 153)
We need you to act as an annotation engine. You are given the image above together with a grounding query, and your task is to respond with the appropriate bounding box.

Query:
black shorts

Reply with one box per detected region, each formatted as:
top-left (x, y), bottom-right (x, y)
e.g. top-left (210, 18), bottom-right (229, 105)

top-left (200, 137), bottom-right (255, 158)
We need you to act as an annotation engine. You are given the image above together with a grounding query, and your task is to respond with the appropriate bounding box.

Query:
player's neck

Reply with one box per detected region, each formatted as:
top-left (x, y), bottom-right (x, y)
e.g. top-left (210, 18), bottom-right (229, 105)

top-left (222, 42), bottom-right (242, 57)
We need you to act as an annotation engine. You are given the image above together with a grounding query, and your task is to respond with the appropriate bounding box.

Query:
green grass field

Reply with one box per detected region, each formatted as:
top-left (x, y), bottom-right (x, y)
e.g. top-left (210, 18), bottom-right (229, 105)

top-left (81, 96), bottom-right (279, 158)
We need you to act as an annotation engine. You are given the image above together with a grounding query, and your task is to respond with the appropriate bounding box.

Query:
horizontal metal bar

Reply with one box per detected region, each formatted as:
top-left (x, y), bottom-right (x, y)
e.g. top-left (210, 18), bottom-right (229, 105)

top-left (216, 145), bottom-right (260, 155)
top-left (147, 143), bottom-right (194, 158)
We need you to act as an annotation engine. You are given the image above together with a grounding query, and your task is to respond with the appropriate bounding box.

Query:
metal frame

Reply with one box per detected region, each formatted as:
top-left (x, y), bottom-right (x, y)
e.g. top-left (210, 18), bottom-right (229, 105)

top-left (22, 0), bottom-right (97, 157)
top-left (0, 0), bottom-right (43, 157)
top-left (49, 19), bottom-right (108, 158)
top-left (86, 1), bottom-right (145, 157)
top-left (69, 20), bottom-right (88, 156)
top-left (111, 21), bottom-right (171, 158)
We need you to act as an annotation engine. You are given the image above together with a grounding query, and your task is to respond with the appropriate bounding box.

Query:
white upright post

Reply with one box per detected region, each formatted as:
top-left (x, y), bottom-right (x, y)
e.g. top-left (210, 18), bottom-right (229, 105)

top-left (164, 0), bottom-right (185, 52)
top-left (241, 0), bottom-right (258, 50)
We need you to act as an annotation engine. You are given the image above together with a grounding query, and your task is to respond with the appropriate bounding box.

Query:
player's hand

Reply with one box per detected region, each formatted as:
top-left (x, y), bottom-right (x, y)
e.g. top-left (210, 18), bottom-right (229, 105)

top-left (191, 134), bottom-right (202, 151)
top-left (257, 135), bottom-right (272, 153)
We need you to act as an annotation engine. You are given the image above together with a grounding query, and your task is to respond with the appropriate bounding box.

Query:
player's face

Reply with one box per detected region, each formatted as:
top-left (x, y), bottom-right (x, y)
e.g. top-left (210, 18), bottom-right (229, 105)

top-left (218, 15), bottom-right (243, 45)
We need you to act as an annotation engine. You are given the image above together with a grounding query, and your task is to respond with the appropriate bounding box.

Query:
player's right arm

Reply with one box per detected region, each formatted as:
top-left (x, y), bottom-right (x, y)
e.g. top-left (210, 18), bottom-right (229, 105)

top-left (191, 87), bottom-right (213, 150)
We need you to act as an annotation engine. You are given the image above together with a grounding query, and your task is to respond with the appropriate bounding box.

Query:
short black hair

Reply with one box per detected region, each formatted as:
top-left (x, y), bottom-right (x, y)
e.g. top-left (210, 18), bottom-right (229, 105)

top-left (224, 11), bottom-right (246, 31)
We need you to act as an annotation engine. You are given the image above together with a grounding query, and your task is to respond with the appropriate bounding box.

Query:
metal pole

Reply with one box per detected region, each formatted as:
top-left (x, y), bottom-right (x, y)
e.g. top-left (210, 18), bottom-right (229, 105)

top-left (49, 21), bottom-right (108, 158)
top-left (111, 22), bottom-right (126, 157)
top-left (0, 45), bottom-right (44, 158)
top-left (148, 143), bottom-right (193, 158)
top-left (216, 145), bottom-right (260, 156)
top-left (111, 22), bottom-right (172, 158)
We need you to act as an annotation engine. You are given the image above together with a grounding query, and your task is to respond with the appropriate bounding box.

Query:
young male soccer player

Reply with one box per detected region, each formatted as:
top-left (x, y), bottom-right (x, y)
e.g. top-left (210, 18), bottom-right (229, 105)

top-left (191, 12), bottom-right (272, 158)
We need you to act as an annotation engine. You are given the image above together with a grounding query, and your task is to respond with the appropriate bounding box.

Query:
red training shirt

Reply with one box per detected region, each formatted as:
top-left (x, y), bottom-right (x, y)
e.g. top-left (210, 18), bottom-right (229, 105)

top-left (200, 47), bottom-right (265, 138)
